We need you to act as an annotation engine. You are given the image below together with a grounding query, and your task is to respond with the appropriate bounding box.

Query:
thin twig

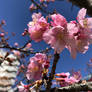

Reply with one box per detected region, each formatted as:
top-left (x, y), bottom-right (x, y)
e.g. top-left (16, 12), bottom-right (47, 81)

top-left (31, 0), bottom-right (50, 14)
top-left (0, 45), bottom-right (52, 54)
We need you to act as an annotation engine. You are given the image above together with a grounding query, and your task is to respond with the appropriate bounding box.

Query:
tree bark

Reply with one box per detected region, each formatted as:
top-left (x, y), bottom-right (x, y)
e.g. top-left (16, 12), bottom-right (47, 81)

top-left (69, 0), bottom-right (92, 16)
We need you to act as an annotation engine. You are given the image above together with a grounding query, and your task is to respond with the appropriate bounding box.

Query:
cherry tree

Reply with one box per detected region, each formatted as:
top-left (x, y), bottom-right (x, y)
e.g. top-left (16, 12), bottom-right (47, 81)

top-left (0, 0), bottom-right (92, 92)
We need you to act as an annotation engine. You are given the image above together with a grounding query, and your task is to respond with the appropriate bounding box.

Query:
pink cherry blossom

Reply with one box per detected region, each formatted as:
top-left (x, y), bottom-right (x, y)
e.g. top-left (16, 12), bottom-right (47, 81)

top-left (72, 71), bottom-right (82, 81)
top-left (76, 29), bottom-right (92, 53)
top-left (26, 58), bottom-right (43, 80)
top-left (0, 33), bottom-right (5, 37)
top-left (67, 21), bottom-right (79, 58)
top-left (43, 26), bottom-right (66, 53)
top-left (29, 3), bottom-right (35, 11)
top-left (77, 8), bottom-right (86, 23)
top-left (43, 13), bottom-right (78, 58)
top-left (65, 71), bottom-right (81, 85)
top-left (14, 42), bottom-right (19, 47)
top-left (67, 8), bottom-right (92, 55)
top-left (51, 13), bottom-right (67, 27)
top-left (75, 8), bottom-right (92, 53)
top-left (77, 8), bottom-right (92, 28)
top-left (67, 21), bottom-right (78, 36)
top-left (56, 72), bottom-right (70, 87)
top-left (26, 43), bottom-right (32, 48)
top-left (26, 53), bottom-right (49, 80)
top-left (32, 13), bottom-right (42, 22)
top-left (43, 25), bottom-right (76, 58)
top-left (28, 13), bottom-right (49, 42)
top-left (66, 76), bottom-right (79, 85)
top-left (56, 72), bottom-right (70, 78)
top-left (56, 72), bottom-right (81, 87)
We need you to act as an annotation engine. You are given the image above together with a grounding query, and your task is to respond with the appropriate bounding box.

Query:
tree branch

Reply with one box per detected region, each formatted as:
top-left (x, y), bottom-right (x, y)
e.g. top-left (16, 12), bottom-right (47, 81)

top-left (69, 0), bottom-right (92, 16)
top-left (0, 45), bottom-right (52, 54)
top-left (41, 81), bottom-right (92, 92)
top-left (31, 0), bottom-right (50, 14)
top-left (46, 53), bottom-right (60, 92)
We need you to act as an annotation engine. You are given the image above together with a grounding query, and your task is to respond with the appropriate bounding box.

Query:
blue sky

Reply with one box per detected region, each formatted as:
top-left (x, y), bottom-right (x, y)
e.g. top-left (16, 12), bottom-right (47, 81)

top-left (0, 0), bottom-right (92, 79)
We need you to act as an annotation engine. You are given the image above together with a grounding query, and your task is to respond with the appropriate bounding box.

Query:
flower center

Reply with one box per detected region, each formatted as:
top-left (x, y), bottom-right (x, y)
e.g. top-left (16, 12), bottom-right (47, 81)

top-left (31, 66), bottom-right (39, 72)
top-left (83, 19), bottom-right (88, 28)
top-left (77, 40), bottom-right (82, 48)
top-left (57, 33), bottom-right (64, 40)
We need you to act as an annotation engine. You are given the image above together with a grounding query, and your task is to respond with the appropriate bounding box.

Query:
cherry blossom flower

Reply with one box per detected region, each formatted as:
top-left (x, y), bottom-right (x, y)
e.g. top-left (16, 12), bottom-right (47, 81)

top-left (14, 42), bottom-right (19, 47)
top-left (26, 53), bottom-right (49, 81)
top-left (56, 71), bottom-right (81, 87)
top-left (43, 25), bottom-right (76, 58)
top-left (67, 21), bottom-right (78, 36)
top-left (65, 71), bottom-right (81, 85)
top-left (26, 43), bottom-right (32, 48)
top-left (76, 8), bottom-right (92, 53)
top-left (72, 71), bottom-right (82, 81)
top-left (67, 21), bottom-right (79, 58)
top-left (51, 14), bottom-right (67, 27)
top-left (0, 33), bottom-right (5, 37)
top-left (67, 8), bottom-right (92, 56)
top-left (29, 3), bottom-right (36, 11)
top-left (66, 76), bottom-right (79, 85)
top-left (56, 72), bottom-right (70, 87)
top-left (43, 13), bottom-right (78, 58)
top-left (56, 72), bottom-right (70, 78)
top-left (28, 13), bottom-right (49, 42)
top-left (43, 26), bottom-right (66, 53)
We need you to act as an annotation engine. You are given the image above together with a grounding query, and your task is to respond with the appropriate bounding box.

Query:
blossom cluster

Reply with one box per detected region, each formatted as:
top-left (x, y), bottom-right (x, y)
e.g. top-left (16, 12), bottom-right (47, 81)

top-left (28, 8), bottom-right (92, 59)
top-left (17, 53), bottom-right (50, 91)
top-left (26, 53), bottom-right (50, 81)
top-left (56, 71), bottom-right (82, 87)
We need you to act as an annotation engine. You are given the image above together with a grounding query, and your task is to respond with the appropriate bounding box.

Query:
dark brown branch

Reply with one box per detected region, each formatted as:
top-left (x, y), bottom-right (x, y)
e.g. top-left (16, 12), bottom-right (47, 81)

top-left (69, 0), bottom-right (92, 16)
top-left (41, 81), bottom-right (92, 92)
top-left (0, 45), bottom-right (52, 54)
top-left (46, 53), bottom-right (60, 92)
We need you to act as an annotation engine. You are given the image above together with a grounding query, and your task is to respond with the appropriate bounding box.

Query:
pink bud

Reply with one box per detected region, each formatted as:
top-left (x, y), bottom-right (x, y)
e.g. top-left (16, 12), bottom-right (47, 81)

top-left (14, 42), bottom-right (19, 47)
top-left (29, 3), bottom-right (35, 10)
top-left (12, 50), bottom-right (20, 56)
top-left (24, 28), bottom-right (28, 32)
top-left (26, 43), bottom-right (32, 48)
top-left (0, 33), bottom-right (4, 37)
top-left (22, 29), bottom-right (28, 36)
top-left (22, 32), bottom-right (25, 36)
